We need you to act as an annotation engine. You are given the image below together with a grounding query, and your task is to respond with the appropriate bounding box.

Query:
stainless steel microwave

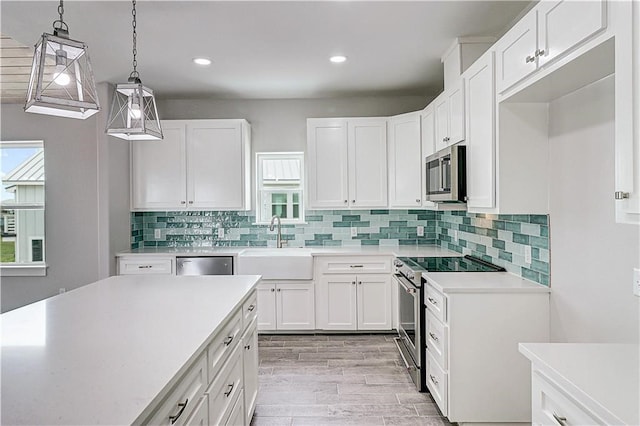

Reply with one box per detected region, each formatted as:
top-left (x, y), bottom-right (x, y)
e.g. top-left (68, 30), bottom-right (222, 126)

top-left (425, 144), bottom-right (466, 202)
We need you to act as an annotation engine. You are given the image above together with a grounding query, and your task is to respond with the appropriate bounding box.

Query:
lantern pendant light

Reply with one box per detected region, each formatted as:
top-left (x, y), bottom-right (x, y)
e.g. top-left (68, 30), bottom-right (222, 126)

top-left (106, 0), bottom-right (162, 140)
top-left (25, 0), bottom-right (100, 119)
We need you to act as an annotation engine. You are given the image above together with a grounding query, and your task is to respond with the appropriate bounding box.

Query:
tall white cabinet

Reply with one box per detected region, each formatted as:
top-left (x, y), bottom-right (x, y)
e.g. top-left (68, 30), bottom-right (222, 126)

top-left (131, 119), bottom-right (251, 211)
top-left (387, 111), bottom-right (423, 208)
top-left (307, 118), bottom-right (387, 209)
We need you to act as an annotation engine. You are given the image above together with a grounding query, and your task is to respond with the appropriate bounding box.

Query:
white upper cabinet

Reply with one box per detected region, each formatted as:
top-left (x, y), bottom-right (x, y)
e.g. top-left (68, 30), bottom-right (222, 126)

top-left (464, 51), bottom-right (496, 210)
top-left (307, 118), bottom-right (387, 209)
top-left (496, 0), bottom-right (607, 94)
top-left (388, 111), bottom-right (422, 208)
top-left (421, 105), bottom-right (437, 208)
top-left (131, 119), bottom-right (251, 211)
top-left (435, 79), bottom-right (465, 151)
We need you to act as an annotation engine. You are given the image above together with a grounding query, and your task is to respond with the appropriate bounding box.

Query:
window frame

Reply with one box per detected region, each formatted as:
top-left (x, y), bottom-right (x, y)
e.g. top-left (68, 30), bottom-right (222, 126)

top-left (1, 140), bottom-right (47, 277)
top-left (255, 152), bottom-right (305, 225)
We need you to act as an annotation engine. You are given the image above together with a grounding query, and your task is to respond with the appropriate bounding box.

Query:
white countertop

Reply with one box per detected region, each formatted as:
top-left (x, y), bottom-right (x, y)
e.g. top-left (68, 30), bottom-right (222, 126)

top-left (519, 343), bottom-right (640, 425)
top-left (1, 274), bottom-right (261, 425)
top-left (117, 245), bottom-right (460, 258)
top-left (424, 271), bottom-right (550, 293)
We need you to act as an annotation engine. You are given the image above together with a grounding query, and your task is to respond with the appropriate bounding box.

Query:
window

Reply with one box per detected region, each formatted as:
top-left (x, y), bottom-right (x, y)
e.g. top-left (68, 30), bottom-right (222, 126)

top-left (1, 141), bottom-right (46, 275)
top-left (256, 152), bottom-right (304, 224)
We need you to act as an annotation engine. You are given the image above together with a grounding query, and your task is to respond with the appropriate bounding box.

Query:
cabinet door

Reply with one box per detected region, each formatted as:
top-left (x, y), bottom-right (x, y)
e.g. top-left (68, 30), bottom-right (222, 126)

top-left (183, 396), bottom-right (207, 426)
top-left (465, 52), bottom-right (496, 210)
top-left (434, 94), bottom-right (450, 152)
top-left (276, 282), bottom-right (315, 330)
top-left (317, 274), bottom-right (357, 330)
top-left (356, 274), bottom-right (392, 330)
top-left (495, 10), bottom-right (538, 93)
top-left (421, 105), bottom-right (437, 207)
top-left (447, 80), bottom-right (465, 145)
top-left (537, 0), bottom-right (606, 67)
top-left (388, 112), bottom-right (422, 208)
top-left (347, 119), bottom-right (388, 208)
top-left (257, 283), bottom-right (276, 331)
top-left (186, 120), bottom-right (247, 210)
top-left (307, 119), bottom-right (349, 209)
top-left (242, 320), bottom-right (258, 425)
top-left (131, 121), bottom-right (187, 210)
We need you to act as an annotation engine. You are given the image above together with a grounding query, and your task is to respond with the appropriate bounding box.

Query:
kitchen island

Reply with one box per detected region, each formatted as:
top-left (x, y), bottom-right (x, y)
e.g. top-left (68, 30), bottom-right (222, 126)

top-left (1, 274), bottom-right (260, 425)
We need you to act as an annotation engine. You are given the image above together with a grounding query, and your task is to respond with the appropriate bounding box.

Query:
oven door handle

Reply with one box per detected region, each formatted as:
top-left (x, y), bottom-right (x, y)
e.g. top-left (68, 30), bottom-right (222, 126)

top-left (393, 337), bottom-right (416, 372)
top-left (394, 273), bottom-right (418, 294)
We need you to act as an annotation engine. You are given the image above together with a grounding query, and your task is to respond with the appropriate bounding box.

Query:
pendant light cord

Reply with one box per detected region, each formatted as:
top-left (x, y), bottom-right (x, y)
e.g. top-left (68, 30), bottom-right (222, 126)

top-left (129, 0), bottom-right (140, 81)
top-left (52, 0), bottom-right (69, 33)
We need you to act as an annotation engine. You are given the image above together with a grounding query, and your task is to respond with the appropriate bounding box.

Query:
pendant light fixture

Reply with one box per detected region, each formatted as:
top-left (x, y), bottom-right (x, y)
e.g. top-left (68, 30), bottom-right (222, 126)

top-left (25, 0), bottom-right (100, 119)
top-left (106, 0), bottom-right (162, 140)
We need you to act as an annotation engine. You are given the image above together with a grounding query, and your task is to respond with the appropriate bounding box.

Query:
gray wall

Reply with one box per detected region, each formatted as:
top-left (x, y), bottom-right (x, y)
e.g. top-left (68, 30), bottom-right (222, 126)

top-left (548, 75), bottom-right (640, 343)
top-left (1, 83), bottom-right (130, 312)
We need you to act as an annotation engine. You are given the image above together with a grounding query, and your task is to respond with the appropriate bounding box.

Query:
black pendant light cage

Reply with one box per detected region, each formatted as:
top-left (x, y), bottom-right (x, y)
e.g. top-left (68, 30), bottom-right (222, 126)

top-left (25, 0), bottom-right (100, 119)
top-left (106, 0), bottom-right (162, 140)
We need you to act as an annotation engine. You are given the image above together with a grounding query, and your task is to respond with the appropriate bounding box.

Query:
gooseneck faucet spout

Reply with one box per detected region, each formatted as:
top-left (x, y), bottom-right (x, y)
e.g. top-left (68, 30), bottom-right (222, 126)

top-left (269, 215), bottom-right (283, 248)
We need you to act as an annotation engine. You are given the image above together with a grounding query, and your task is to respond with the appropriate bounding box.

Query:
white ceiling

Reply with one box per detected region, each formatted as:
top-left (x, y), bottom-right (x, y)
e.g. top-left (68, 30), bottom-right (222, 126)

top-left (0, 1), bottom-right (532, 100)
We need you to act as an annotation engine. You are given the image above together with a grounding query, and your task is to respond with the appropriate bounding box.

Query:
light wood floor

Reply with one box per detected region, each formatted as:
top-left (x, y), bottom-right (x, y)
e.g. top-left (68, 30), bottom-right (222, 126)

top-left (250, 334), bottom-right (451, 426)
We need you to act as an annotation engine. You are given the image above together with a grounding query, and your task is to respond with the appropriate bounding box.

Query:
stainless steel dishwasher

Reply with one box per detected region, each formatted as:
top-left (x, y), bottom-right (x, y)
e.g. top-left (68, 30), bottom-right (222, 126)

top-left (176, 256), bottom-right (233, 275)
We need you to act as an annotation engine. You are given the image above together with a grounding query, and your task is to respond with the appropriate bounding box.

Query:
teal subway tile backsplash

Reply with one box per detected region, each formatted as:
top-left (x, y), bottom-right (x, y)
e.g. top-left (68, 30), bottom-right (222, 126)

top-left (131, 209), bottom-right (550, 286)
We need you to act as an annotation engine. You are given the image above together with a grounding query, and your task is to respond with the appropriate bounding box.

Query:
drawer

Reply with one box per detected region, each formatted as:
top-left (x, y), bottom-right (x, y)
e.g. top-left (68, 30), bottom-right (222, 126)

top-left (317, 256), bottom-right (392, 274)
top-left (207, 309), bottom-right (242, 383)
top-left (118, 257), bottom-right (173, 275)
top-left (532, 370), bottom-right (605, 426)
top-left (145, 354), bottom-right (207, 426)
top-left (224, 389), bottom-right (245, 426)
top-left (424, 283), bottom-right (446, 323)
top-left (182, 396), bottom-right (207, 426)
top-left (207, 344), bottom-right (243, 426)
top-left (242, 290), bottom-right (258, 329)
top-left (426, 310), bottom-right (448, 370)
top-left (426, 349), bottom-right (448, 417)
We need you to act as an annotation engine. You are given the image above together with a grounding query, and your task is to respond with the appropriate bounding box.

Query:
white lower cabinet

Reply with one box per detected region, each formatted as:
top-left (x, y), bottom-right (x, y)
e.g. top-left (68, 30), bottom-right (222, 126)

top-left (143, 289), bottom-right (258, 426)
top-left (424, 281), bottom-right (549, 423)
top-left (257, 281), bottom-right (315, 331)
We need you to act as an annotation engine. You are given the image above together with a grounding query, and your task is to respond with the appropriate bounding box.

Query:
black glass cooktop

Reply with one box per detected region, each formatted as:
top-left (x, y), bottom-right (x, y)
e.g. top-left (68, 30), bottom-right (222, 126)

top-left (402, 255), bottom-right (506, 272)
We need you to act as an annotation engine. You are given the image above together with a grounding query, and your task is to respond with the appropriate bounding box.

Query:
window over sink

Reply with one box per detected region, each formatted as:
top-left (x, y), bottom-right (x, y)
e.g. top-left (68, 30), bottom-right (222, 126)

top-left (256, 152), bottom-right (305, 224)
top-left (1, 140), bottom-right (46, 276)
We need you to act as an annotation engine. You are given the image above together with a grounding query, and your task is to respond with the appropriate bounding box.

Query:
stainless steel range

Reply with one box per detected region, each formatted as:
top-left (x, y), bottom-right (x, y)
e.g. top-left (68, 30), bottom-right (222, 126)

top-left (393, 255), bottom-right (505, 391)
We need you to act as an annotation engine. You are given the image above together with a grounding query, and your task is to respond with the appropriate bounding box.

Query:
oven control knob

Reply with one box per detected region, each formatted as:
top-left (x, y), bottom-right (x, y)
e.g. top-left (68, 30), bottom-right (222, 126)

top-left (393, 259), bottom-right (403, 267)
top-left (407, 271), bottom-right (414, 281)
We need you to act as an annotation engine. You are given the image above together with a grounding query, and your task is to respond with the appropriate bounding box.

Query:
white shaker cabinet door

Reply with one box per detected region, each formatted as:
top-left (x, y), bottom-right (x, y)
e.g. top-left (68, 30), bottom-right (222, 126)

top-left (276, 282), bottom-right (316, 330)
top-left (356, 274), bottom-right (392, 330)
top-left (257, 283), bottom-right (277, 331)
top-left (317, 274), bottom-right (357, 330)
top-left (536, 0), bottom-right (607, 67)
top-left (242, 320), bottom-right (259, 425)
top-left (186, 121), bottom-right (248, 210)
top-left (131, 122), bottom-right (187, 210)
top-left (465, 51), bottom-right (496, 210)
top-left (307, 119), bottom-right (349, 209)
top-left (495, 10), bottom-right (538, 93)
top-left (421, 105), bottom-right (437, 207)
top-left (434, 93), bottom-right (450, 152)
top-left (388, 112), bottom-right (422, 208)
top-left (447, 80), bottom-right (465, 145)
top-left (347, 119), bottom-right (388, 208)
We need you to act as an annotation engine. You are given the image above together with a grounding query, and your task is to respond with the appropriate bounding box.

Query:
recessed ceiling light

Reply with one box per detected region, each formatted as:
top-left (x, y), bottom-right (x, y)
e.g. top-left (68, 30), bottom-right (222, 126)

top-left (193, 58), bottom-right (212, 66)
top-left (330, 55), bottom-right (347, 64)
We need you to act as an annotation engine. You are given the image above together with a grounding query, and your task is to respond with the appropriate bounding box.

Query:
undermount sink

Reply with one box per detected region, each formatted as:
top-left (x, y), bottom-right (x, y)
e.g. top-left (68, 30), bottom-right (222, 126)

top-left (237, 248), bottom-right (313, 280)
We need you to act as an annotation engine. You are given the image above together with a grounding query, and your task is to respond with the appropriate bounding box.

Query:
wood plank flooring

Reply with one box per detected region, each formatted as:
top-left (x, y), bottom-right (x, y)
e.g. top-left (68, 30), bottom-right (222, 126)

top-left (250, 334), bottom-right (451, 426)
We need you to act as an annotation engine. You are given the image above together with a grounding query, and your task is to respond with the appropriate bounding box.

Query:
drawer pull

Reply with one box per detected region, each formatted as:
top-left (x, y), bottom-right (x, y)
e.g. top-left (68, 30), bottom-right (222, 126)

top-left (552, 413), bottom-right (568, 426)
top-left (429, 374), bottom-right (439, 386)
top-left (427, 297), bottom-right (438, 306)
top-left (248, 304), bottom-right (256, 312)
top-left (429, 332), bottom-right (439, 342)
top-left (223, 336), bottom-right (234, 346)
top-left (350, 265), bottom-right (364, 268)
top-left (224, 383), bottom-right (235, 397)
top-left (137, 265), bottom-right (152, 269)
top-left (168, 398), bottom-right (188, 424)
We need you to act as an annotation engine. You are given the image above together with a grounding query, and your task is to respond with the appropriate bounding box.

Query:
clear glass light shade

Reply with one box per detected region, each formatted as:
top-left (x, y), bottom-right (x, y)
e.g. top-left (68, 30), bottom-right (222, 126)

top-left (25, 33), bottom-right (100, 119)
top-left (105, 82), bottom-right (163, 140)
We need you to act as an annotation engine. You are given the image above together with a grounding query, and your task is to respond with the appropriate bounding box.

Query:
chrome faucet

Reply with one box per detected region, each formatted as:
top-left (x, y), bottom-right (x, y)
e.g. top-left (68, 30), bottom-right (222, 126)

top-left (269, 215), bottom-right (283, 248)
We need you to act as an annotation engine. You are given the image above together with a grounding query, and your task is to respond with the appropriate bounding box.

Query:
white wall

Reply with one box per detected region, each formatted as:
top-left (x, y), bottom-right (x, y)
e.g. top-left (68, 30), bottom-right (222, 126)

top-left (0, 83), bottom-right (130, 312)
top-left (548, 75), bottom-right (639, 343)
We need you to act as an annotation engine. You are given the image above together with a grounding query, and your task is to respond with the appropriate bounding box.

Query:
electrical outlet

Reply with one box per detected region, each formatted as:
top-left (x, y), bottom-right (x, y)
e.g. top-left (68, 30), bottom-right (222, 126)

top-left (524, 246), bottom-right (532, 264)
top-left (417, 226), bottom-right (424, 237)
top-left (59, 288), bottom-right (66, 294)
top-left (217, 227), bottom-right (225, 238)
top-left (633, 268), bottom-right (640, 297)
top-left (453, 230), bottom-right (458, 242)
top-left (154, 229), bottom-right (161, 239)
top-left (351, 227), bottom-right (358, 237)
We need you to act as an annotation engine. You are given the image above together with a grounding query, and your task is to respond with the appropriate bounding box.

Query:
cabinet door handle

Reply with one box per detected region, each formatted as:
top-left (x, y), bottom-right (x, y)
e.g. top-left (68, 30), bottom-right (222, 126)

top-left (352, 281), bottom-right (356, 285)
top-left (416, 199), bottom-right (420, 203)
top-left (429, 332), bottom-right (439, 341)
top-left (351, 199), bottom-right (356, 203)
top-left (224, 383), bottom-right (235, 397)
top-left (525, 55), bottom-right (535, 63)
top-left (248, 304), bottom-right (256, 311)
top-left (223, 336), bottom-right (234, 346)
top-left (188, 201), bottom-right (194, 204)
top-left (168, 398), bottom-right (188, 424)
top-left (181, 201), bottom-right (186, 204)
top-left (358, 281), bottom-right (362, 285)
top-left (429, 375), bottom-right (439, 386)
top-left (245, 344), bottom-right (251, 350)
top-left (277, 288), bottom-right (281, 292)
top-left (552, 413), bottom-right (567, 426)
top-left (270, 288), bottom-right (275, 292)
top-left (535, 49), bottom-right (545, 57)
top-left (344, 200), bottom-right (348, 203)
top-left (615, 191), bottom-right (630, 199)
